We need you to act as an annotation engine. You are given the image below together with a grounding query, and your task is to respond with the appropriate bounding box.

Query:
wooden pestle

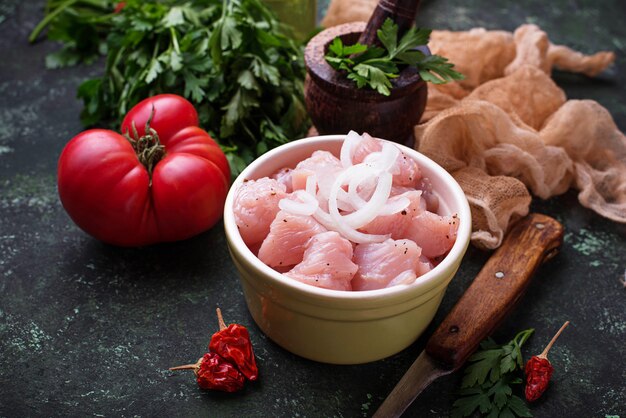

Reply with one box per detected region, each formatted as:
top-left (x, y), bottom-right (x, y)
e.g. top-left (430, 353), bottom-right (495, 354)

top-left (357, 0), bottom-right (421, 46)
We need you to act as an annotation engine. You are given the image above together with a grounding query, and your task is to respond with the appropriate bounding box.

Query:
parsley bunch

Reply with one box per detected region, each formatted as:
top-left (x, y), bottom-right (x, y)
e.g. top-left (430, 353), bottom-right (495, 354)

top-left (29, 0), bottom-right (116, 68)
top-left (31, 0), bottom-right (309, 176)
top-left (452, 329), bottom-right (535, 418)
top-left (325, 18), bottom-right (464, 96)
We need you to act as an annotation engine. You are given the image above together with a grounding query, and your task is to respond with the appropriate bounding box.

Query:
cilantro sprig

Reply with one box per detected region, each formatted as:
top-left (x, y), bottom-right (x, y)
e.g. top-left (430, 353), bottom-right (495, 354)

top-left (324, 18), bottom-right (464, 96)
top-left (30, 0), bottom-right (309, 177)
top-left (452, 329), bottom-right (535, 418)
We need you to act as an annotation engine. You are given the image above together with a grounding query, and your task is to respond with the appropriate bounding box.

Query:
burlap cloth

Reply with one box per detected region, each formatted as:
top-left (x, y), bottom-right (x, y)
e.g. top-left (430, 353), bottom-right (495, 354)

top-left (321, 0), bottom-right (625, 249)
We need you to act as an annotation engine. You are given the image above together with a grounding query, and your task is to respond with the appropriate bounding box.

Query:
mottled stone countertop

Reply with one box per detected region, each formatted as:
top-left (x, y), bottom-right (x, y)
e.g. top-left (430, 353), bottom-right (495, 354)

top-left (0, 0), bottom-right (624, 417)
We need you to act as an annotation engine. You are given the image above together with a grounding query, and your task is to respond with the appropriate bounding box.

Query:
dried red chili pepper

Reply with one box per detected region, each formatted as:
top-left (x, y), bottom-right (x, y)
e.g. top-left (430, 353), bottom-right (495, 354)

top-left (170, 353), bottom-right (245, 393)
top-left (169, 307), bottom-right (259, 392)
top-left (525, 321), bottom-right (570, 402)
top-left (209, 308), bottom-right (259, 381)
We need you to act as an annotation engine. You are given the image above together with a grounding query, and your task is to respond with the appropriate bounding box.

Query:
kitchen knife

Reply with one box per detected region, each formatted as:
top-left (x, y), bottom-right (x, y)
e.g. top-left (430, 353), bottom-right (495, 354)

top-left (373, 213), bottom-right (564, 418)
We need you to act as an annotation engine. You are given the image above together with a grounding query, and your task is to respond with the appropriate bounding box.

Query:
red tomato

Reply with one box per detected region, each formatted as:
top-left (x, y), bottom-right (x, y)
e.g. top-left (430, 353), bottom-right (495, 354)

top-left (58, 94), bottom-right (230, 246)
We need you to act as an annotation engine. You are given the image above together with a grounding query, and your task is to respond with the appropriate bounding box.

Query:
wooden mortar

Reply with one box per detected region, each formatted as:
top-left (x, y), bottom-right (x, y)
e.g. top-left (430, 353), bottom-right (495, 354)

top-left (304, 1), bottom-right (427, 146)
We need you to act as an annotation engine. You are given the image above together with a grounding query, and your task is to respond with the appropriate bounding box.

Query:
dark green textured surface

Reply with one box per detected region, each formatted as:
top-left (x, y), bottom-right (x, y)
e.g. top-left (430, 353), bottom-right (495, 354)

top-left (1, 0), bottom-right (625, 417)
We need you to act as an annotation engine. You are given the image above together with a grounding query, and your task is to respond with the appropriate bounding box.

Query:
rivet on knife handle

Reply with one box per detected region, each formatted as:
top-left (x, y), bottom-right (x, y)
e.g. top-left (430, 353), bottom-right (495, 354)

top-left (425, 213), bottom-right (564, 370)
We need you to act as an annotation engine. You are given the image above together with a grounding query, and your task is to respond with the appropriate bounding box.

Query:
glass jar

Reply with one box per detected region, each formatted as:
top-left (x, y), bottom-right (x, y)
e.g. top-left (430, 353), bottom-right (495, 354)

top-left (263, 0), bottom-right (317, 41)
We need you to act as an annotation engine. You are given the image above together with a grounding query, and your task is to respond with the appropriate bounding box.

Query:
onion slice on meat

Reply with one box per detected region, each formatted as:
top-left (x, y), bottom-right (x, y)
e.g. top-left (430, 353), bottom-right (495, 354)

top-left (341, 171), bottom-right (392, 229)
top-left (363, 142), bottom-right (399, 173)
top-left (378, 196), bottom-right (411, 216)
top-left (340, 130), bottom-right (362, 168)
top-left (278, 190), bottom-right (319, 216)
top-left (326, 165), bottom-right (391, 243)
top-left (305, 174), bottom-right (317, 196)
top-left (302, 133), bottom-right (410, 243)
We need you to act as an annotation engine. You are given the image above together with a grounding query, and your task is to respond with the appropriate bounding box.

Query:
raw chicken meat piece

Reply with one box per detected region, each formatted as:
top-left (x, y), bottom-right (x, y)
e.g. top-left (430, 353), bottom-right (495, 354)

top-left (296, 150), bottom-right (343, 171)
top-left (417, 255), bottom-right (434, 276)
top-left (405, 212), bottom-right (459, 259)
top-left (415, 177), bottom-right (439, 213)
top-left (393, 151), bottom-right (422, 187)
top-left (352, 133), bottom-right (382, 163)
top-left (271, 168), bottom-right (293, 193)
top-left (233, 178), bottom-right (287, 246)
top-left (360, 190), bottom-right (426, 238)
top-left (284, 231), bottom-right (358, 291)
top-left (390, 185), bottom-right (416, 196)
top-left (386, 270), bottom-right (418, 287)
top-left (290, 169), bottom-right (315, 192)
top-left (352, 239), bottom-right (422, 290)
top-left (257, 211), bottom-right (326, 268)
top-left (352, 133), bottom-right (422, 187)
top-left (294, 150), bottom-right (344, 208)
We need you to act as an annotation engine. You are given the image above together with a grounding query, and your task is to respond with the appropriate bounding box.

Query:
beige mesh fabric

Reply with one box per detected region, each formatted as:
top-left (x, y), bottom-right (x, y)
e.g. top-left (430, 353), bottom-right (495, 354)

top-left (548, 44), bottom-right (616, 77)
top-left (421, 86), bottom-right (459, 122)
top-left (504, 24), bottom-right (616, 77)
top-left (429, 28), bottom-right (516, 94)
top-left (320, 0), bottom-right (377, 28)
top-left (504, 24), bottom-right (552, 76)
top-left (453, 168), bottom-right (531, 250)
top-left (321, 5), bottom-right (623, 248)
top-left (540, 100), bottom-right (626, 222)
top-left (468, 65), bottom-right (566, 131)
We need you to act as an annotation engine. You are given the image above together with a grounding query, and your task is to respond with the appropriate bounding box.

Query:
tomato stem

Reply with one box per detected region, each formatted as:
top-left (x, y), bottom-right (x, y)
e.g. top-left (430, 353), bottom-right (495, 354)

top-left (124, 106), bottom-right (166, 182)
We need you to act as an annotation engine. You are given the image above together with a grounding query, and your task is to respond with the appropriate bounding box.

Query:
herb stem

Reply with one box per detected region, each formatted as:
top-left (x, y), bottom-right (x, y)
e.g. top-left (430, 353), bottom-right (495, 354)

top-left (170, 27), bottom-right (181, 55)
top-left (29, 0), bottom-right (80, 43)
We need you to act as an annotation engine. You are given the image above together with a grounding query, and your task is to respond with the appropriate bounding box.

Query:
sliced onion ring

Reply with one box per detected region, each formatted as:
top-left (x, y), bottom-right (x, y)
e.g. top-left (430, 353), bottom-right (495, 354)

top-left (378, 196), bottom-right (411, 216)
top-left (327, 167), bottom-right (390, 243)
top-left (342, 172), bottom-right (392, 229)
top-left (340, 130), bottom-right (363, 168)
top-left (278, 190), bottom-right (319, 216)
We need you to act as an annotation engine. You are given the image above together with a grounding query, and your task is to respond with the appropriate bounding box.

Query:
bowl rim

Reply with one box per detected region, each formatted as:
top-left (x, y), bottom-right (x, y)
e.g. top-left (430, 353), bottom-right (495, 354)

top-left (223, 134), bottom-right (472, 304)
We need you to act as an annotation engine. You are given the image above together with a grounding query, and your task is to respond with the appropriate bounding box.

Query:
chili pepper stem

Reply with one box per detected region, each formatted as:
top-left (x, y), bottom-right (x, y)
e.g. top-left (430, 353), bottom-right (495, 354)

top-left (538, 321), bottom-right (570, 359)
top-left (216, 307), bottom-right (227, 331)
top-left (169, 364), bottom-right (197, 371)
top-left (169, 357), bottom-right (203, 372)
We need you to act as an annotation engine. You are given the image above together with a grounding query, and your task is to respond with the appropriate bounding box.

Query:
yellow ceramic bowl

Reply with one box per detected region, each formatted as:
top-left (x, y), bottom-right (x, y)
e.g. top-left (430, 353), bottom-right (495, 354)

top-left (223, 135), bottom-right (471, 364)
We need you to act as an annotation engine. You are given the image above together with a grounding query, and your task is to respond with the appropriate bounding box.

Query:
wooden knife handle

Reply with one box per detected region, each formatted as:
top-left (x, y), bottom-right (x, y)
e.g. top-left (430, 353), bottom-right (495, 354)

top-left (425, 213), bottom-right (563, 370)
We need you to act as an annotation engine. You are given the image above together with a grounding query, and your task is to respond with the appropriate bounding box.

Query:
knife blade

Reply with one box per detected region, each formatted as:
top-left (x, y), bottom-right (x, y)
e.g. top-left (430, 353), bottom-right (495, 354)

top-left (373, 213), bottom-right (564, 418)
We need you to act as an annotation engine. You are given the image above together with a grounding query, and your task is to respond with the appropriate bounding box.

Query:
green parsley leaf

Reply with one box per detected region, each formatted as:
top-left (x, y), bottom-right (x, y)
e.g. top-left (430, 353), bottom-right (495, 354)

top-left (507, 395), bottom-right (533, 417)
top-left (417, 54), bottom-right (464, 84)
top-left (395, 27), bottom-right (431, 56)
top-left (462, 347), bottom-right (504, 388)
top-left (347, 72), bottom-right (369, 89)
top-left (377, 18), bottom-right (398, 53)
top-left (452, 329), bottom-right (535, 418)
top-left (451, 386), bottom-right (492, 418)
top-left (354, 63), bottom-right (393, 96)
top-left (328, 37), bottom-right (344, 56)
top-left (489, 378), bottom-right (513, 409)
top-left (162, 6), bottom-right (185, 27)
top-left (395, 49), bottom-right (425, 66)
top-left (145, 58), bottom-right (163, 84)
top-left (220, 16), bottom-right (242, 50)
top-left (325, 17), bottom-right (464, 95)
top-left (342, 42), bottom-right (368, 56)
